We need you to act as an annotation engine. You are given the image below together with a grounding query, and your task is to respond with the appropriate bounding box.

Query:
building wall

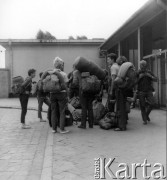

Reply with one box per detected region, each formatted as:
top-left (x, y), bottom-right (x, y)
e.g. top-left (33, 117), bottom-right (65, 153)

top-left (0, 42), bottom-right (105, 93)
top-left (0, 69), bottom-right (10, 98)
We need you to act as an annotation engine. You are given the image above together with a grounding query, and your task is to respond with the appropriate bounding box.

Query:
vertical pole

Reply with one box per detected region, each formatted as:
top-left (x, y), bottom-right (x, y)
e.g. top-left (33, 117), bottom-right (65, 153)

top-left (137, 28), bottom-right (141, 70)
top-left (8, 40), bottom-right (13, 93)
top-left (165, 52), bottom-right (167, 109)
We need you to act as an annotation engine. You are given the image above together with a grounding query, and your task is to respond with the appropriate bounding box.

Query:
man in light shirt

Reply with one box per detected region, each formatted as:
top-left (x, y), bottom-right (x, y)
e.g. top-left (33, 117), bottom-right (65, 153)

top-left (106, 53), bottom-right (119, 112)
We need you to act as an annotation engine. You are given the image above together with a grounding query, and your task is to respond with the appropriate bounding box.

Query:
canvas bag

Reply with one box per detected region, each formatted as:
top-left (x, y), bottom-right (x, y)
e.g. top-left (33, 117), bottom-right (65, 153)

top-left (12, 76), bottom-right (32, 95)
top-left (43, 74), bottom-right (61, 93)
top-left (93, 100), bottom-right (105, 125)
top-left (99, 112), bottom-right (118, 130)
top-left (69, 96), bottom-right (81, 109)
top-left (12, 76), bottom-right (24, 94)
top-left (81, 73), bottom-right (101, 94)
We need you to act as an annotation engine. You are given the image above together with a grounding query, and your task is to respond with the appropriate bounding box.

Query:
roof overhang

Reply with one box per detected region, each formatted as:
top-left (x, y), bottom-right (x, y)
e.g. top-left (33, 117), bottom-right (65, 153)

top-left (100, 0), bottom-right (165, 51)
top-left (0, 39), bottom-right (105, 46)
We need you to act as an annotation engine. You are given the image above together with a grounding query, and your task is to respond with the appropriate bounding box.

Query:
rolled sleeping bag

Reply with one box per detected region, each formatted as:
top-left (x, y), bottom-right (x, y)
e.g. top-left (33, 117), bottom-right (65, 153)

top-left (115, 62), bottom-right (133, 86)
top-left (74, 56), bottom-right (106, 80)
top-left (117, 62), bottom-right (133, 79)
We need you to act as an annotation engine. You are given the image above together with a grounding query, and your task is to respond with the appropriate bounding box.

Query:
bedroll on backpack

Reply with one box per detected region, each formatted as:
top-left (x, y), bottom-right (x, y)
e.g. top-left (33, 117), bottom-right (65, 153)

top-left (12, 76), bottom-right (24, 94)
top-left (81, 73), bottom-right (101, 94)
top-left (115, 62), bottom-right (138, 90)
top-left (74, 56), bottom-right (106, 80)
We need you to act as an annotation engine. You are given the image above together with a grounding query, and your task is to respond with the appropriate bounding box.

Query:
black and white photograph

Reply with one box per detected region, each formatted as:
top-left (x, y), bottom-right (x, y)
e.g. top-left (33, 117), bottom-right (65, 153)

top-left (0, 0), bottom-right (166, 179)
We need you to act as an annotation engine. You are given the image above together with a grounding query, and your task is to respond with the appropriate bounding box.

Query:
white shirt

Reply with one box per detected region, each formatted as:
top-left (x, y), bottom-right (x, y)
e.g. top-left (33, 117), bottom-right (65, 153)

top-left (110, 63), bottom-right (120, 77)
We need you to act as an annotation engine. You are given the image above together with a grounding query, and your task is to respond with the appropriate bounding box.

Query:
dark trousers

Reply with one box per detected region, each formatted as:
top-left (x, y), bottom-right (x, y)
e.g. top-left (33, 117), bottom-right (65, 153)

top-left (116, 89), bottom-right (127, 129)
top-left (37, 96), bottom-right (50, 119)
top-left (80, 94), bottom-right (94, 127)
top-left (138, 91), bottom-right (155, 122)
top-left (50, 92), bottom-right (67, 131)
top-left (19, 94), bottom-right (29, 124)
top-left (69, 87), bottom-right (79, 99)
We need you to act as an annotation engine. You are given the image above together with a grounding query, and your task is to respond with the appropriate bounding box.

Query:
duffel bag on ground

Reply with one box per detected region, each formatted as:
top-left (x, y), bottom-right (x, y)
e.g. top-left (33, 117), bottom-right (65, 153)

top-left (93, 100), bottom-right (105, 125)
top-left (105, 112), bottom-right (118, 127)
top-left (69, 96), bottom-right (81, 109)
top-left (99, 112), bottom-right (118, 130)
top-left (81, 74), bottom-right (101, 94)
top-left (67, 103), bottom-right (82, 123)
top-left (99, 119), bottom-right (112, 130)
top-left (65, 109), bottom-right (73, 126)
top-left (74, 56), bottom-right (106, 80)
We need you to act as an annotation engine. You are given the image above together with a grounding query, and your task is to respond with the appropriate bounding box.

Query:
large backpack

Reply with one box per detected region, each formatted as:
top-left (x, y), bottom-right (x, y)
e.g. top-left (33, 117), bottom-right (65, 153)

top-left (12, 76), bottom-right (24, 94)
top-left (12, 76), bottom-right (32, 95)
top-left (81, 72), bottom-right (101, 94)
top-left (43, 74), bottom-right (61, 93)
top-left (115, 62), bottom-right (138, 90)
top-left (41, 70), bottom-right (66, 93)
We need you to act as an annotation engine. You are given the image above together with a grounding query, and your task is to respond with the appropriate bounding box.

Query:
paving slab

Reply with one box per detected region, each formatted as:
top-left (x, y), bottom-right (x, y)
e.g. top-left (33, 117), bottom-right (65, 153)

top-left (0, 98), bottom-right (166, 180)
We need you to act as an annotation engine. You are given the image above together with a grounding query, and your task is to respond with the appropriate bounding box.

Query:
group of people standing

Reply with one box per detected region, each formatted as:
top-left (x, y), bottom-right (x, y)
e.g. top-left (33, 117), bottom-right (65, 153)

top-left (105, 53), bottom-right (157, 130)
top-left (19, 54), bottom-right (157, 133)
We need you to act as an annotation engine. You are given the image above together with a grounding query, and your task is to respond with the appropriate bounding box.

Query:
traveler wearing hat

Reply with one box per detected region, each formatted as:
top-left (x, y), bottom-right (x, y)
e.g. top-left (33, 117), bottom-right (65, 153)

top-left (137, 60), bottom-right (157, 125)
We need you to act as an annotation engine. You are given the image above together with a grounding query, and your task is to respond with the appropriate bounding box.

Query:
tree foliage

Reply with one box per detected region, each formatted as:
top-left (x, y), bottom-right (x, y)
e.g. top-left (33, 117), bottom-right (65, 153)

top-left (36, 30), bottom-right (56, 40)
top-left (76, 35), bottom-right (88, 40)
top-left (68, 36), bottom-right (75, 40)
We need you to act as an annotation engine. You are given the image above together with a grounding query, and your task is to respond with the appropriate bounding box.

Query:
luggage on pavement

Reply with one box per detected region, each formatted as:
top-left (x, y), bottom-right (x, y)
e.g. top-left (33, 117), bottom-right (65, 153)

top-left (69, 96), bottom-right (81, 109)
top-left (67, 103), bottom-right (82, 123)
top-left (99, 112), bottom-right (118, 130)
top-left (93, 100), bottom-right (105, 125)
top-left (65, 109), bottom-right (73, 126)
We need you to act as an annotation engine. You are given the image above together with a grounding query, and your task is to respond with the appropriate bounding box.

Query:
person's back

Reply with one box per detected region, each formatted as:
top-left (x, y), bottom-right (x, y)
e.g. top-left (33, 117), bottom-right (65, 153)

top-left (49, 57), bottom-right (69, 134)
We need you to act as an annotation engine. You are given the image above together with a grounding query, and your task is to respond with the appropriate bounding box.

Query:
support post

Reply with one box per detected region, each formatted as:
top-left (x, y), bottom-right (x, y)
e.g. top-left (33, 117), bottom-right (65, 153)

top-left (137, 28), bottom-right (141, 69)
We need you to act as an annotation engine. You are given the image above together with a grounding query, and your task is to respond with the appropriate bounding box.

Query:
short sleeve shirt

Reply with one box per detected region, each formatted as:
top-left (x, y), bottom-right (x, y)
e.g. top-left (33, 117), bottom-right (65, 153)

top-left (110, 63), bottom-right (120, 77)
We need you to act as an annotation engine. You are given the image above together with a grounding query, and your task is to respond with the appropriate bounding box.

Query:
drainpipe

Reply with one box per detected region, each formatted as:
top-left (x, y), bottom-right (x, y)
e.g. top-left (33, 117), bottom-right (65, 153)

top-left (157, 0), bottom-right (167, 11)
top-left (8, 39), bottom-right (13, 93)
